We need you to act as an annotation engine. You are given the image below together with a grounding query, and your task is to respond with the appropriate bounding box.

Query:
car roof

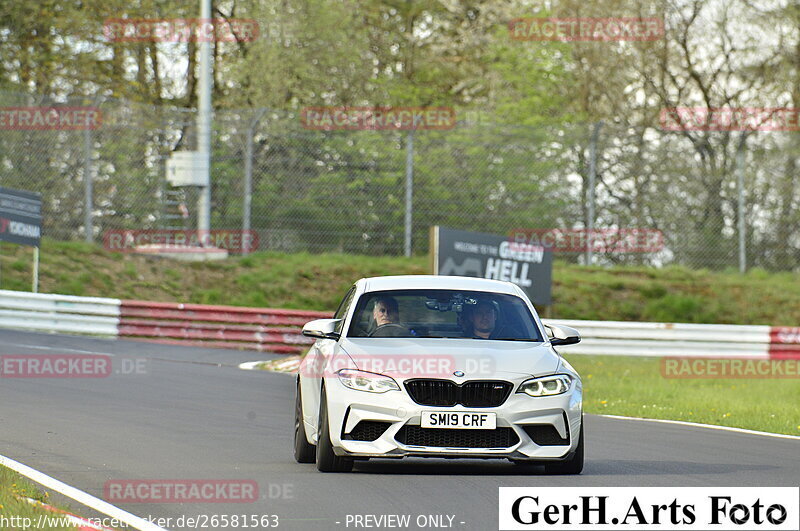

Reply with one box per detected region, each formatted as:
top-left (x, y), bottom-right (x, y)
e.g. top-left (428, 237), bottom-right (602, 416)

top-left (360, 275), bottom-right (520, 295)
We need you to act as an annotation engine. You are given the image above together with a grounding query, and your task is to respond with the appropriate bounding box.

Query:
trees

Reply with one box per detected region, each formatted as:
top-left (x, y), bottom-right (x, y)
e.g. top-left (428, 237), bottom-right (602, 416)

top-left (0, 0), bottom-right (796, 268)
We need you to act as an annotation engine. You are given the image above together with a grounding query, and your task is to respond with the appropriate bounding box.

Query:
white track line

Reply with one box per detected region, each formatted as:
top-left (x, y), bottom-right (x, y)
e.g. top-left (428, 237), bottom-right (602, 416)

top-left (0, 454), bottom-right (167, 531)
top-left (6, 343), bottom-right (116, 356)
top-left (598, 414), bottom-right (800, 441)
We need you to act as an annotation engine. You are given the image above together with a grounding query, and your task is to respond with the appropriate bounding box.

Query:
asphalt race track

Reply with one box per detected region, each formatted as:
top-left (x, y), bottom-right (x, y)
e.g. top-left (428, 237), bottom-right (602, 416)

top-left (0, 329), bottom-right (797, 530)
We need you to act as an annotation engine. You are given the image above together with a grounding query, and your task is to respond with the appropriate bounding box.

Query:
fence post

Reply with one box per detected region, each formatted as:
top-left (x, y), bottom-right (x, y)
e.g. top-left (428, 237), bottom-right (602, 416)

top-left (83, 113), bottom-right (94, 243)
top-left (83, 95), bottom-right (103, 243)
top-left (196, 0), bottom-right (213, 235)
top-left (404, 130), bottom-right (414, 257)
top-left (736, 135), bottom-right (748, 273)
top-left (243, 108), bottom-right (268, 255)
top-left (586, 121), bottom-right (603, 265)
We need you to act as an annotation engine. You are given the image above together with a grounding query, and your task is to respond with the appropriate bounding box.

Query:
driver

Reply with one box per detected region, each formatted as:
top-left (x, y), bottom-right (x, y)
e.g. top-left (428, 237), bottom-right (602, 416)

top-left (369, 296), bottom-right (410, 337)
top-left (462, 299), bottom-right (500, 339)
top-left (372, 296), bottom-right (399, 328)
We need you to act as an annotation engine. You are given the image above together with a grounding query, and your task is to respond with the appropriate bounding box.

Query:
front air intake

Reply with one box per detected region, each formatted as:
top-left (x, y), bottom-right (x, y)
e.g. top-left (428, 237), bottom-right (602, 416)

top-left (395, 426), bottom-right (519, 448)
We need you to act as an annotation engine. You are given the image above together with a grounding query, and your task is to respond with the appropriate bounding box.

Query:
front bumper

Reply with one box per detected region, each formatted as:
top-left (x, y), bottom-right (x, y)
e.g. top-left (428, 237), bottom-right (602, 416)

top-left (325, 379), bottom-right (583, 461)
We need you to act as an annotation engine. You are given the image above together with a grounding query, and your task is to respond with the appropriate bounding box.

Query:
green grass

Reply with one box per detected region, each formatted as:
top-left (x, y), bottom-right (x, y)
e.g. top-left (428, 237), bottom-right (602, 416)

top-left (0, 466), bottom-right (77, 530)
top-left (568, 354), bottom-right (800, 435)
top-left (1, 238), bottom-right (799, 325)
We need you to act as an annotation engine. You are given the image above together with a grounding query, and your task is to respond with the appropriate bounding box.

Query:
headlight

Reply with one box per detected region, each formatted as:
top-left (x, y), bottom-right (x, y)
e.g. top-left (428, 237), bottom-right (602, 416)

top-left (517, 375), bottom-right (573, 397)
top-left (337, 369), bottom-right (400, 393)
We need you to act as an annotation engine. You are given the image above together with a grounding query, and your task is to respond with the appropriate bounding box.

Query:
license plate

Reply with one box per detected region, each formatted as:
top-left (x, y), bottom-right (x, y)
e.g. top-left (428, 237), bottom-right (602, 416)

top-left (421, 411), bottom-right (497, 429)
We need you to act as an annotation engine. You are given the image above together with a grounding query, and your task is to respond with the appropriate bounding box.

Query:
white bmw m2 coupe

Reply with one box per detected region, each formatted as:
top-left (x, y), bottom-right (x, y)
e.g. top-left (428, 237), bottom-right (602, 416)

top-left (294, 275), bottom-right (583, 473)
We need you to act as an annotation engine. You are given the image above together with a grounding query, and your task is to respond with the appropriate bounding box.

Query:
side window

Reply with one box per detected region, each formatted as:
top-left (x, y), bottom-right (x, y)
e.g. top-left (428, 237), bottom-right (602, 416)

top-left (333, 286), bottom-right (356, 333)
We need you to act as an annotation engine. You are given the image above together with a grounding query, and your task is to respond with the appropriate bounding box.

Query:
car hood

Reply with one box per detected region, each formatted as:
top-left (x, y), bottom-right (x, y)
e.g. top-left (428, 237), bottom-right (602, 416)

top-left (339, 337), bottom-right (559, 379)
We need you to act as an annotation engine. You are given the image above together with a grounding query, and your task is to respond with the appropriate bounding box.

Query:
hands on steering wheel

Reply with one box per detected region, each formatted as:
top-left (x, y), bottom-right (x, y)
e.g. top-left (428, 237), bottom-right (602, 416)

top-left (368, 323), bottom-right (409, 337)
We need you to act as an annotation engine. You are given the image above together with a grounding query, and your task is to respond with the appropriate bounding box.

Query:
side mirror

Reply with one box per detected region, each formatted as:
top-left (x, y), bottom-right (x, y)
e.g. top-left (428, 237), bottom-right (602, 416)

top-left (302, 318), bottom-right (342, 340)
top-left (544, 323), bottom-right (581, 346)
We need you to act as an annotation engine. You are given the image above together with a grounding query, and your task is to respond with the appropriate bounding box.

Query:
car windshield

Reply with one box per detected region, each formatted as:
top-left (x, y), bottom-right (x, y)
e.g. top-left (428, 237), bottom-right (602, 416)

top-left (346, 289), bottom-right (543, 341)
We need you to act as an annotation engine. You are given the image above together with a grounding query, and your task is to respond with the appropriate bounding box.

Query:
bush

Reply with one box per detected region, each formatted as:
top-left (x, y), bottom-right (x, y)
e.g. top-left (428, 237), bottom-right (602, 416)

top-left (643, 294), bottom-right (714, 323)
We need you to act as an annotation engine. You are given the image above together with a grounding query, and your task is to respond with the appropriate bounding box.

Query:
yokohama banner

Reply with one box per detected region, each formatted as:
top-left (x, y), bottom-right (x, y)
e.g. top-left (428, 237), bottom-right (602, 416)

top-left (0, 186), bottom-right (42, 247)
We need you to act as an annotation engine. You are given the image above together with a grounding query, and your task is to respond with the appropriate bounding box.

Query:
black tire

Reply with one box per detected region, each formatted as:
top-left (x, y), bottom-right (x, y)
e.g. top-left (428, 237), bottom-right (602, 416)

top-left (545, 416), bottom-right (584, 475)
top-left (293, 379), bottom-right (316, 464)
top-left (315, 388), bottom-right (354, 472)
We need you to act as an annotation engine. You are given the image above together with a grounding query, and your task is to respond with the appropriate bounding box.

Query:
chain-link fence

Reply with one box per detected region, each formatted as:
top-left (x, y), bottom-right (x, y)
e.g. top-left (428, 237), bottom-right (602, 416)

top-left (1, 90), bottom-right (798, 271)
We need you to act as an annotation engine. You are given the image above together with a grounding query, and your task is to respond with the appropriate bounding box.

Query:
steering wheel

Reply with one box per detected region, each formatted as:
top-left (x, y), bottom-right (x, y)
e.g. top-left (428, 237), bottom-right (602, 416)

top-left (369, 323), bottom-right (409, 337)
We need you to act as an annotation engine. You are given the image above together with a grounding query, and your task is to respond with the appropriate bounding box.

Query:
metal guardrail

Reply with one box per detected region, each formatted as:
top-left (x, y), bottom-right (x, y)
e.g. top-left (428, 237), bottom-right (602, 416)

top-left (0, 289), bottom-right (120, 336)
top-left (0, 289), bottom-right (795, 358)
top-left (545, 319), bottom-right (773, 358)
top-left (117, 300), bottom-right (328, 353)
top-left (770, 327), bottom-right (800, 359)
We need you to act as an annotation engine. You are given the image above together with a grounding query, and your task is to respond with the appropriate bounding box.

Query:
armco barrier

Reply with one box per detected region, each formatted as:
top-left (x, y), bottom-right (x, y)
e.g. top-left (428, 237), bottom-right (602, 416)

top-left (117, 300), bottom-right (329, 353)
top-left (769, 327), bottom-right (800, 359)
top-left (0, 289), bottom-right (120, 336)
top-left (0, 289), bottom-right (795, 358)
top-left (544, 319), bottom-right (773, 358)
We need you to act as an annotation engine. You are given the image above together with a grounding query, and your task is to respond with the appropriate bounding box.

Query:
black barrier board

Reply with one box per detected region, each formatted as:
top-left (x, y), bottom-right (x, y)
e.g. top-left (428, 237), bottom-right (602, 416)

top-left (431, 226), bottom-right (552, 306)
top-left (0, 186), bottom-right (42, 247)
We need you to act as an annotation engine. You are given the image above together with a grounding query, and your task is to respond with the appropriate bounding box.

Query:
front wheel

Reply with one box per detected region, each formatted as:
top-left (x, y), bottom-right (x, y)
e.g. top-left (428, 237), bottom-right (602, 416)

top-left (293, 380), bottom-right (316, 463)
top-left (544, 415), bottom-right (584, 475)
top-left (315, 388), bottom-right (353, 473)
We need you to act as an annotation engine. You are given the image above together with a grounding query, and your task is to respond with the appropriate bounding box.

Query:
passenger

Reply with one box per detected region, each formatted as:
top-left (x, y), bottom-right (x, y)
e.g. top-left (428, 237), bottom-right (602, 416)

top-left (462, 299), bottom-right (500, 339)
